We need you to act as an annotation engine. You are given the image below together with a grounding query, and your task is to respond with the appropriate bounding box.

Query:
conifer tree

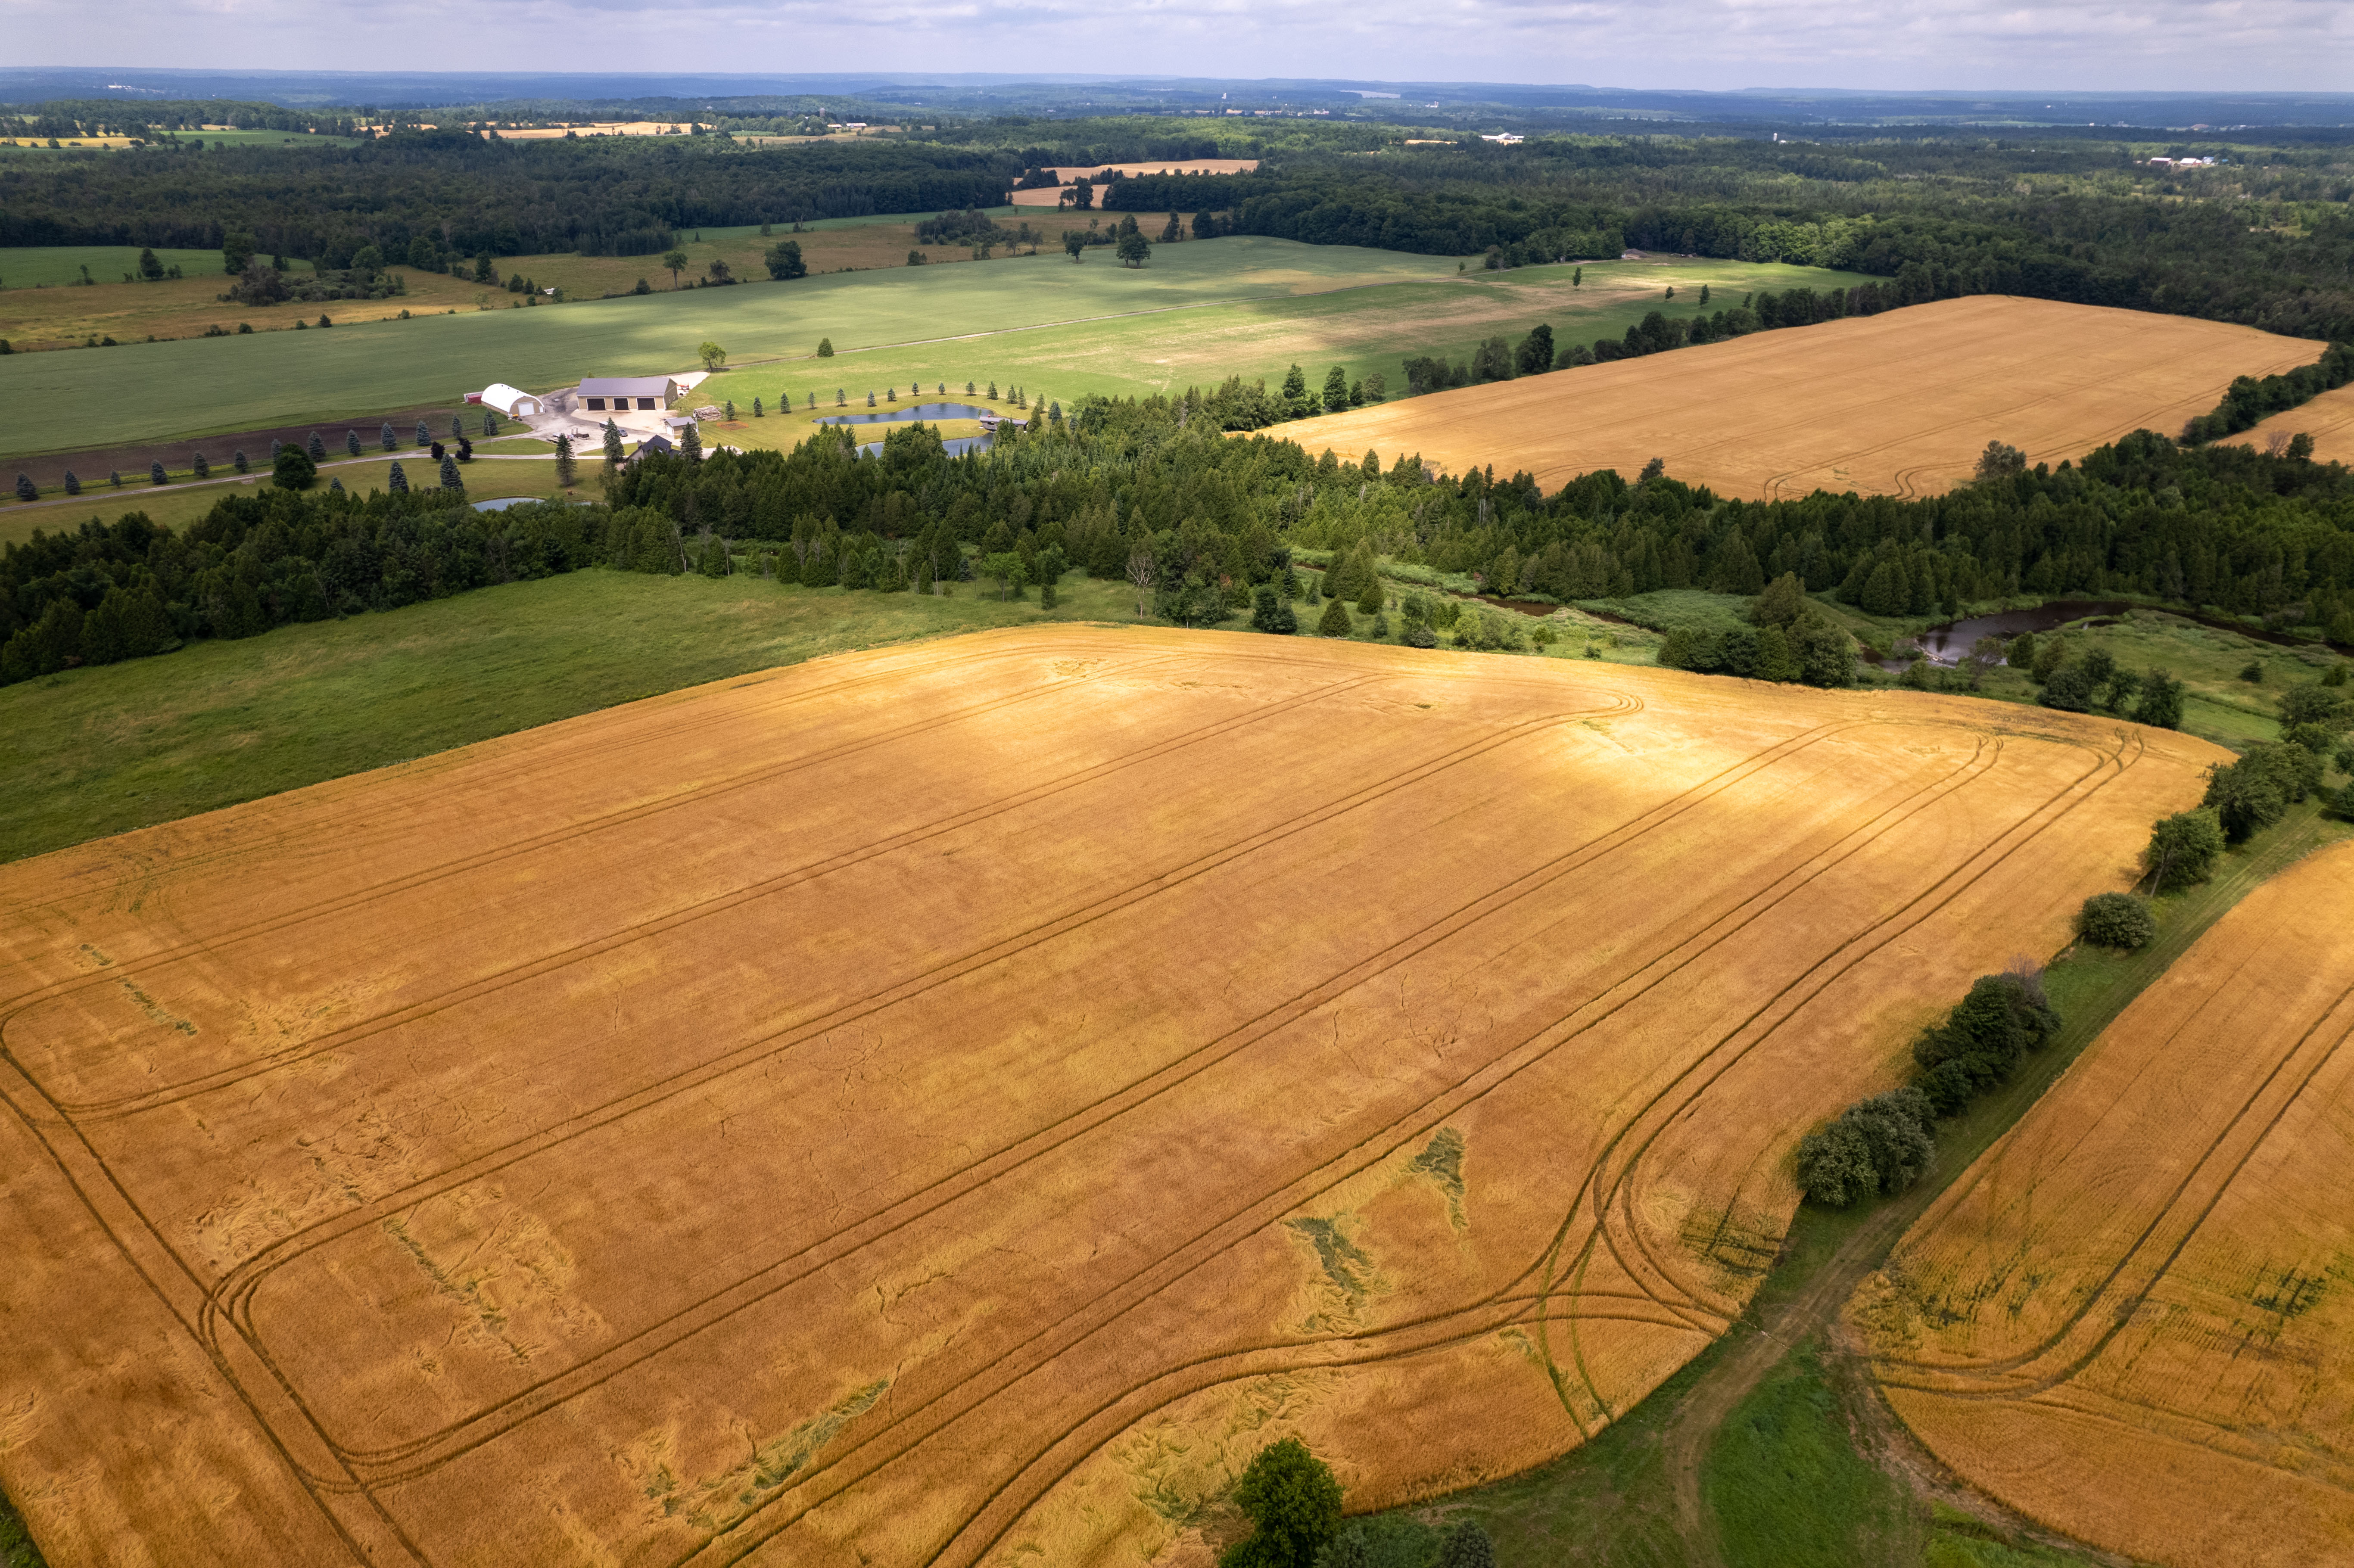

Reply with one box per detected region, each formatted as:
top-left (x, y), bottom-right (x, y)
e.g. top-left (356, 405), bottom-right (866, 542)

top-left (554, 434), bottom-right (576, 486)
top-left (382, 422), bottom-right (397, 451)
top-left (439, 454), bottom-right (462, 490)
top-left (63, 470), bottom-right (80, 495)
top-left (307, 431), bottom-right (327, 461)
top-left (1357, 572), bottom-right (1384, 616)
top-left (388, 460), bottom-right (408, 492)
top-left (346, 429), bottom-right (361, 457)
top-left (680, 421), bottom-right (703, 461)
top-left (416, 420), bottom-right (431, 446)
top-left (192, 453), bottom-right (210, 479)
top-left (1319, 597), bottom-right (1351, 637)
top-left (602, 419), bottom-right (623, 467)
top-left (150, 460), bottom-right (168, 485)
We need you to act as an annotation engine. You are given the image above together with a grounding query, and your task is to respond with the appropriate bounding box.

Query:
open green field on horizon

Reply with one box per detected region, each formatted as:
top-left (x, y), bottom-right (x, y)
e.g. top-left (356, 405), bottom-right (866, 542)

top-left (698, 256), bottom-right (1871, 430)
top-left (0, 245), bottom-right (269, 291)
top-left (0, 245), bottom-right (1865, 465)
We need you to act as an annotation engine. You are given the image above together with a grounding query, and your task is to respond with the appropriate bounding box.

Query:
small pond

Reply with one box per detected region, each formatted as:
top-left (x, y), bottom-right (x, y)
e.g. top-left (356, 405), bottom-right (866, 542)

top-left (1899, 601), bottom-right (2131, 665)
top-left (472, 496), bottom-right (539, 512)
top-left (819, 401), bottom-right (1002, 428)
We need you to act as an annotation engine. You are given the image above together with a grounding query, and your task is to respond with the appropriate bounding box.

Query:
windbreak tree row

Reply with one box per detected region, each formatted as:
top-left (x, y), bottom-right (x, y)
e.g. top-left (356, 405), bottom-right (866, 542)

top-left (9, 397), bottom-right (2354, 686)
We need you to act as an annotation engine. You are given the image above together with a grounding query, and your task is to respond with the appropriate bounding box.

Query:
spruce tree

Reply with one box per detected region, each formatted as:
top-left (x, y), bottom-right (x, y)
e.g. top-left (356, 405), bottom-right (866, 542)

top-left (752, 397), bottom-right (763, 417)
top-left (1319, 597), bottom-right (1352, 637)
top-left (192, 453), bottom-right (210, 479)
top-left (416, 420), bottom-right (431, 446)
top-left (439, 454), bottom-right (462, 491)
top-left (346, 429), bottom-right (361, 457)
top-left (602, 419), bottom-right (623, 466)
top-left (150, 460), bottom-right (168, 485)
top-left (388, 460), bottom-right (408, 493)
top-left (484, 410), bottom-right (500, 436)
top-left (110, 470), bottom-right (123, 486)
top-left (63, 470), bottom-right (80, 495)
top-left (680, 421), bottom-right (703, 461)
top-left (1357, 572), bottom-right (1384, 616)
top-left (381, 422), bottom-right (397, 451)
top-left (554, 433), bottom-right (576, 486)
top-left (1322, 365), bottom-right (1349, 413)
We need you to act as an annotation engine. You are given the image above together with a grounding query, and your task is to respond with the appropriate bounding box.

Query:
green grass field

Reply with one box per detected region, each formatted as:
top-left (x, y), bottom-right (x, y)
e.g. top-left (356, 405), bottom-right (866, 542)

top-left (0, 245), bottom-right (272, 290)
top-left (0, 453), bottom-right (582, 548)
top-left (0, 568), bottom-right (1137, 863)
top-left (0, 241), bottom-right (1866, 464)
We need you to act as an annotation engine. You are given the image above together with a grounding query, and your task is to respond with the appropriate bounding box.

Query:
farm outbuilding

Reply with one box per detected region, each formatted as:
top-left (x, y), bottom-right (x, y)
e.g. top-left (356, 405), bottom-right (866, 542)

top-left (476, 383), bottom-right (545, 418)
top-left (579, 376), bottom-right (681, 414)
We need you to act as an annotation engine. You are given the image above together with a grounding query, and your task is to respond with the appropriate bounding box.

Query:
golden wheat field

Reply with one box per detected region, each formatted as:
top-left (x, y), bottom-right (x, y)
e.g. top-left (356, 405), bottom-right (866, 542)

top-left (0, 626), bottom-right (2220, 1568)
top-left (1853, 839), bottom-right (2354, 1568)
top-left (1277, 296), bottom-right (2323, 500)
top-left (2230, 382), bottom-right (2354, 466)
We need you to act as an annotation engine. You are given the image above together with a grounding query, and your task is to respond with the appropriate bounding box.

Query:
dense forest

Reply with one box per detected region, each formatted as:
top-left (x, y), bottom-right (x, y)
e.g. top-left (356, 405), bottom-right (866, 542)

top-left (8, 391), bottom-right (2352, 687)
top-left (0, 131), bottom-right (1017, 260)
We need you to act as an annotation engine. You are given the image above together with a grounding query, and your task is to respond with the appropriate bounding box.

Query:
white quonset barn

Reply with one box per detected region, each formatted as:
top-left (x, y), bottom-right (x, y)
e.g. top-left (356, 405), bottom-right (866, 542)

top-left (577, 376), bottom-right (681, 414)
top-left (476, 383), bottom-right (546, 417)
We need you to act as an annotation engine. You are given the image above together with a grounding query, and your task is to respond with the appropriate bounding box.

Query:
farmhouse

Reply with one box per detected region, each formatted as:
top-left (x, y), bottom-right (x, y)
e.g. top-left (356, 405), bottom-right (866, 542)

top-left (578, 375), bottom-right (680, 414)
top-left (475, 383), bottom-right (545, 418)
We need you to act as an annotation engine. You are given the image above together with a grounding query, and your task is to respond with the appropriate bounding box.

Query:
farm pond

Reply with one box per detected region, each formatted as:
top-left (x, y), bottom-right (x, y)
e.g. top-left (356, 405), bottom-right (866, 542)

top-left (819, 402), bottom-right (1001, 458)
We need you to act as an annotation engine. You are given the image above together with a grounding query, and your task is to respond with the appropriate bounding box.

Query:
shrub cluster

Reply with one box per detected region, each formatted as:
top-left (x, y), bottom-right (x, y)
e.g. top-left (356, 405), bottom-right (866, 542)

top-left (1797, 968), bottom-right (2062, 1207)
top-left (2077, 891), bottom-right (2157, 949)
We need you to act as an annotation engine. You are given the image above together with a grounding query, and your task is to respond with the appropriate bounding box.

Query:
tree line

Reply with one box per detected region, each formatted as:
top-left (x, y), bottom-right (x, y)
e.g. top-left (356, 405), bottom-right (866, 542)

top-left (9, 389), bottom-right (2354, 688)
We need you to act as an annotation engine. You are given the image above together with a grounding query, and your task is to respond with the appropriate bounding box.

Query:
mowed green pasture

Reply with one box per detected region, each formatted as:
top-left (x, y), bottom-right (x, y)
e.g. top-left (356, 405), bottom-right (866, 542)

top-left (0, 246), bottom-right (268, 290)
top-left (0, 568), bottom-right (1138, 863)
top-left (0, 242), bottom-right (1866, 463)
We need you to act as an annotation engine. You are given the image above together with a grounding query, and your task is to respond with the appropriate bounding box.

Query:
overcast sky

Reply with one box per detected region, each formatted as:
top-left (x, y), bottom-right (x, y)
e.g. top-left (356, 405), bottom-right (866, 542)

top-left (9, 0), bottom-right (2351, 92)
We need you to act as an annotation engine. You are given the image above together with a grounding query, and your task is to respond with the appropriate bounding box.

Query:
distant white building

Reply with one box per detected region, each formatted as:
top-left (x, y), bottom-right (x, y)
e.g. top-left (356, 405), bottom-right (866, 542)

top-left (1480, 133), bottom-right (1524, 146)
top-left (475, 383), bottom-right (545, 418)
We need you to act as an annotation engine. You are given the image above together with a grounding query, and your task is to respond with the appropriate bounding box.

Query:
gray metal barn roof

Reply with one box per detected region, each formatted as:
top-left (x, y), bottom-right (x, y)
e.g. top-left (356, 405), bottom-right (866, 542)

top-left (579, 376), bottom-right (677, 398)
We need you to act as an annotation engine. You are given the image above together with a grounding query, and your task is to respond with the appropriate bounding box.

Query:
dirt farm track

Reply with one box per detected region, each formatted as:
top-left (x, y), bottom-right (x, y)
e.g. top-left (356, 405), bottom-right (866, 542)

top-left (0, 627), bottom-right (2219, 1567)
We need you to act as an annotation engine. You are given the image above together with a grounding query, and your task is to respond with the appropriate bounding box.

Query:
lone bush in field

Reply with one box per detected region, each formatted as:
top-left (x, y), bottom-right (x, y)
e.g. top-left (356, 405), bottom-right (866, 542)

top-left (1435, 1520), bottom-right (1497, 1568)
top-left (2079, 892), bottom-right (2156, 949)
top-left (1219, 1438), bottom-right (1341, 1568)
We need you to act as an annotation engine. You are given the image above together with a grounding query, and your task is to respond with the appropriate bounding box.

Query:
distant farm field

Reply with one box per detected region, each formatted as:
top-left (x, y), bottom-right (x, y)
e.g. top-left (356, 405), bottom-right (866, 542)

top-left (0, 244), bottom-right (1860, 465)
top-left (1856, 837), bottom-right (2354, 1568)
top-left (1274, 296), bottom-right (2325, 497)
top-left (2231, 381), bottom-right (2354, 466)
top-left (0, 627), bottom-right (2217, 1566)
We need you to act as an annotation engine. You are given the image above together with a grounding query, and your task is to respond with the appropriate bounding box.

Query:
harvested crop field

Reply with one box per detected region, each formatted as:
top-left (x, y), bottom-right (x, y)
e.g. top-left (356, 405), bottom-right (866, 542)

top-left (1853, 838), bottom-right (2354, 1568)
top-left (2230, 381), bottom-right (2354, 466)
top-left (0, 626), bottom-right (2219, 1567)
top-left (1276, 296), bottom-right (2323, 499)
